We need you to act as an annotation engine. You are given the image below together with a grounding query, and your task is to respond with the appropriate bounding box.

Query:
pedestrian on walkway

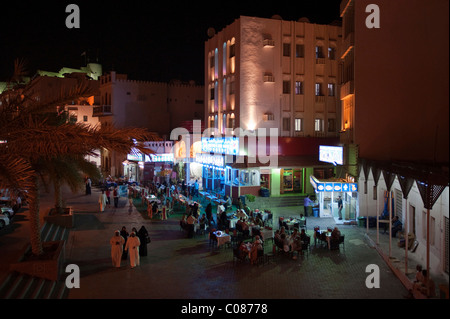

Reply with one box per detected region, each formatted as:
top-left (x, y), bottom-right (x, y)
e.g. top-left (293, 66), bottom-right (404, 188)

top-left (337, 196), bottom-right (343, 220)
top-left (128, 188), bottom-right (133, 208)
top-left (105, 188), bottom-right (111, 208)
top-left (85, 177), bottom-right (92, 195)
top-left (110, 230), bottom-right (125, 268)
top-left (303, 195), bottom-right (313, 217)
top-left (137, 226), bottom-right (150, 257)
top-left (99, 190), bottom-right (107, 212)
top-left (125, 232), bottom-right (141, 269)
top-left (120, 226), bottom-right (129, 260)
top-left (113, 187), bottom-right (119, 208)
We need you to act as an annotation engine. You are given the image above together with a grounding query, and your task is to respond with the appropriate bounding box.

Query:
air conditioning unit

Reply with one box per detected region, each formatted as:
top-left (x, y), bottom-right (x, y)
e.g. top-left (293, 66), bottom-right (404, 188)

top-left (263, 75), bottom-right (275, 83)
top-left (263, 39), bottom-right (275, 47)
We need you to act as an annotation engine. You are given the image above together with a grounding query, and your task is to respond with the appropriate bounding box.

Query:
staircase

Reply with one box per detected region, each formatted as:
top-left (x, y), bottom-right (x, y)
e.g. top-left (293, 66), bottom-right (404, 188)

top-left (247, 195), bottom-right (307, 210)
top-left (0, 222), bottom-right (70, 299)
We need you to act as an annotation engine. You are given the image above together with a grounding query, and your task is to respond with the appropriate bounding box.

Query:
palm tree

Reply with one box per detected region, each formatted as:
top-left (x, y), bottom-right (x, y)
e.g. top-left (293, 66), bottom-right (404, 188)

top-left (0, 60), bottom-right (159, 256)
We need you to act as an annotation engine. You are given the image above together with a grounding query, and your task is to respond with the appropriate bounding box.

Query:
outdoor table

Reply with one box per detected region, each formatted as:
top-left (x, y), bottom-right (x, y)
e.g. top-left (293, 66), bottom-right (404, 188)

top-left (229, 217), bottom-right (239, 229)
top-left (314, 230), bottom-right (332, 249)
top-left (210, 231), bottom-right (231, 248)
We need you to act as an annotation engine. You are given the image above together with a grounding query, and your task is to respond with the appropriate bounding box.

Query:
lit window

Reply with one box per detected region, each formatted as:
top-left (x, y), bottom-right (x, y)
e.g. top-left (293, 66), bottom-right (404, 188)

top-left (315, 46), bottom-right (324, 59)
top-left (328, 83), bottom-right (335, 96)
top-left (328, 47), bottom-right (336, 60)
top-left (295, 81), bottom-right (303, 95)
top-left (295, 118), bottom-right (303, 132)
top-left (315, 83), bottom-right (323, 96)
top-left (83, 116), bottom-right (88, 122)
top-left (315, 119), bottom-right (323, 132)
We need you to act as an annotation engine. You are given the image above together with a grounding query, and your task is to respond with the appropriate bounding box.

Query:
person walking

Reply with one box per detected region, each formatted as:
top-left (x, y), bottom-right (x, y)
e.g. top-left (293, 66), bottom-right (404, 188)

top-left (120, 226), bottom-right (129, 260)
top-left (128, 188), bottom-right (133, 208)
top-left (99, 190), bottom-right (107, 212)
top-left (85, 177), bottom-right (92, 195)
top-left (303, 195), bottom-right (313, 217)
top-left (337, 196), bottom-right (343, 220)
top-left (105, 188), bottom-right (111, 208)
top-left (137, 226), bottom-right (150, 257)
top-left (125, 232), bottom-right (141, 269)
top-left (113, 187), bottom-right (119, 208)
top-left (110, 230), bottom-right (125, 268)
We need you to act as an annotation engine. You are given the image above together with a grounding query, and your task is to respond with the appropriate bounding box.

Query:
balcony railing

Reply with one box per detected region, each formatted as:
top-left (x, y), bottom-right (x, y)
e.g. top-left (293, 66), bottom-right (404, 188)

top-left (315, 95), bottom-right (326, 103)
top-left (93, 105), bottom-right (112, 117)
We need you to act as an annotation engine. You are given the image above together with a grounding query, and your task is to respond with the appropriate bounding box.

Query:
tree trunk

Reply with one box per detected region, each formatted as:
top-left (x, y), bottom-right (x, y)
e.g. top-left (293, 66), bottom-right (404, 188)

top-left (54, 177), bottom-right (64, 214)
top-left (29, 175), bottom-right (44, 256)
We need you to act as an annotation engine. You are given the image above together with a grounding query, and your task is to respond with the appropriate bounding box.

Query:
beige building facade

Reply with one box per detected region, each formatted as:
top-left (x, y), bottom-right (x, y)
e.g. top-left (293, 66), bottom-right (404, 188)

top-left (205, 15), bottom-right (342, 138)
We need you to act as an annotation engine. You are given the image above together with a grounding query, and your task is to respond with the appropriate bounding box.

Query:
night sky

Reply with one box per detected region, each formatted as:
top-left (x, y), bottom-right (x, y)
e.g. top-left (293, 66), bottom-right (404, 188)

top-left (1, 0), bottom-right (342, 84)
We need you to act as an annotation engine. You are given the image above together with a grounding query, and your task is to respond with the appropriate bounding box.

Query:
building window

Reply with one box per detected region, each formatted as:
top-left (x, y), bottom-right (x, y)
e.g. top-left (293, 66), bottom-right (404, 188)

top-left (282, 117), bottom-right (291, 131)
top-left (83, 116), bottom-right (88, 122)
top-left (315, 83), bottom-right (323, 96)
top-left (328, 47), bottom-right (336, 60)
top-left (283, 43), bottom-right (291, 57)
top-left (295, 118), bottom-right (303, 132)
top-left (316, 46), bottom-right (324, 58)
top-left (210, 55), bottom-right (215, 68)
top-left (210, 88), bottom-right (215, 100)
top-left (263, 113), bottom-right (274, 121)
top-left (328, 119), bottom-right (336, 132)
top-left (295, 81), bottom-right (304, 95)
top-left (283, 81), bottom-right (291, 94)
top-left (328, 83), bottom-right (335, 96)
top-left (229, 81), bottom-right (236, 95)
top-left (296, 44), bottom-right (304, 58)
top-left (315, 119), bottom-right (323, 132)
top-left (230, 44), bottom-right (236, 58)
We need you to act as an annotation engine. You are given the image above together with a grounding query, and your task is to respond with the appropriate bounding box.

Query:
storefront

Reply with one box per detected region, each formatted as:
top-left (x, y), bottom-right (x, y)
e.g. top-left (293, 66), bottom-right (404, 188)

top-left (225, 161), bottom-right (261, 199)
top-left (310, 175), bottom-right (359, 220)
top-left (196, 153), bottom-right (226, 193)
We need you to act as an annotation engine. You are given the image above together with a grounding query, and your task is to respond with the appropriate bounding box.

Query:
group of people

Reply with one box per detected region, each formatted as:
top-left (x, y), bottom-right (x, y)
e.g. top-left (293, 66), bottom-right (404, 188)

top-left (110, 226), bottom-right (151, 269)
top-left (237, 235), bottom-right (264, 265)
top-left (274, 227), bottom-right (309, 259)
top-left (98, 186), bottom-right (121, 212)
top-left (413, 264), bottom-right (436, 298)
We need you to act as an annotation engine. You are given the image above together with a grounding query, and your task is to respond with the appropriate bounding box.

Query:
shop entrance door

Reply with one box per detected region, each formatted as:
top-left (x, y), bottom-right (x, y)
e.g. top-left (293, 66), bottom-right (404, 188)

top-left (281, 169), bottom-right (293, 193)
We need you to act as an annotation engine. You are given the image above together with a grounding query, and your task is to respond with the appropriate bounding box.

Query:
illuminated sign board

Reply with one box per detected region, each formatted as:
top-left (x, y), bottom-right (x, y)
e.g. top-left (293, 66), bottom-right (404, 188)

top-left (195, 153), bottom-right (225, 167)
top-left (310, 176), bottom-right (358, 193)
top-left (319, 145), bottom-right (344, 165)
top-left (201, 137), bottom-right (239, 155)
top-left (145, 153), bottom-right (174, 163)
top-left (127, 150), bottom-right (143, 162)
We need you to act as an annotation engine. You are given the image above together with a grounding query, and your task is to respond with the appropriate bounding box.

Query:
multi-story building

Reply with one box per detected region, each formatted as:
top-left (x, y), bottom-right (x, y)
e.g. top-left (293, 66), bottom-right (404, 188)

top-left (96, 72), bottom-right (204, 180)
top-left (339, 0), bottom-right (449, 281)
top-left (203, 15), bottom-right (342, 199)
top-left (205, 15), bottom-right (342, 138)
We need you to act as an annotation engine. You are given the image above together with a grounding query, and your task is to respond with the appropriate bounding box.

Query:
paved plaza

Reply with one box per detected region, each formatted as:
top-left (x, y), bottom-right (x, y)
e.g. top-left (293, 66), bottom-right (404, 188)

top-left (1, 184), bottom-right (447, 304)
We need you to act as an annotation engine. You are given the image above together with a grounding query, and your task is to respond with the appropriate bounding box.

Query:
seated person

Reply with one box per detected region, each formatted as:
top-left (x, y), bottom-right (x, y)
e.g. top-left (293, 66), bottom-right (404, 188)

top-left (240, 218), bottom-right (250, 237)
top-left (329, 227), bottom-right (341, 249)
top-left (236, 209), bottom-right (248, 220)
top-left (198, 214), bottom-right (207, 232)
top-left (249, 235), bottom-right (264, 265)
top-left (273, 230), bottom-right (281, 246)
top-left (290, 228), bottom-right (302, 253)
top-left (414, 270), bottom-right (436, 298)
top-left (254, 216), bottom-right (263, 227)
top-left (299, 228), bottom-right (308, 242)
top-left (238, 241), bottom-right (250, 260)
top-left (391, 216), bottom-right (402, 237)
top-left (180, 214), bottom-right (187, 230)
top-left (280, 233), bottom-right (290, 252)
